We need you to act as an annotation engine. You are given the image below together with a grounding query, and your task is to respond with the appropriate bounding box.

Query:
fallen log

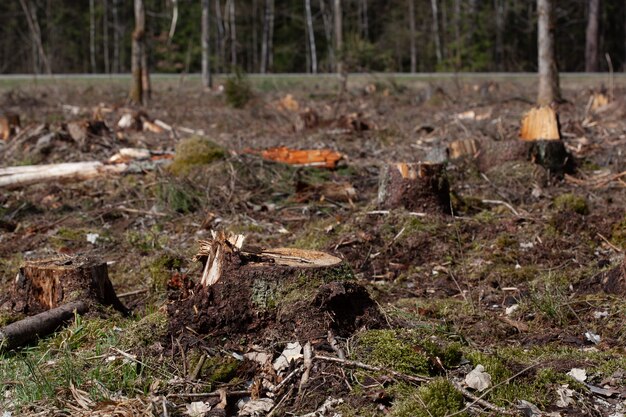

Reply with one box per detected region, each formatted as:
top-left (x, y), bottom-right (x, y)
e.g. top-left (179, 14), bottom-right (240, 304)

top-left (0, 301), bottom-right (88, 351)
top-left (0, 161), bottom-right (127, 188)
top-left (10, 256), bottom-right (128, 315)
top-left (168, 232), bottom-right (382, 343)
top-left (377, 162), bottom-right (451, 214)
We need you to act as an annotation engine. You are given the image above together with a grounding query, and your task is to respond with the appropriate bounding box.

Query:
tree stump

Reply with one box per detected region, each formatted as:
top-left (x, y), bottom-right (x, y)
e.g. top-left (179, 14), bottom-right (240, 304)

top-left (0, 111), bottom-right (21, 141)
top-left (601, 256), bottom-right (626, 294)
top-left (377, 162), bottom-right (451, 214)
top-left (168, 233), bottom-right (382, 343)
top-left (8, 256), bottom-right (127, 315)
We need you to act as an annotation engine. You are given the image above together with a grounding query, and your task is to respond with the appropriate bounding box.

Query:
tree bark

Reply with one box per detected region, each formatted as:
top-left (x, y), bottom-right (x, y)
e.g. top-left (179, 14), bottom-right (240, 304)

top-left (585, 0), bottom-right (600, 72)
top-left (494, 0), bottom-right (505, 71)
top-left (215, 0), bottom-right (224, 73)
top-left (252, 0), bottom-right (258, 71)
top-left (453, 0), bottom-right (461, 68)
top-left (130, 0), bottom-right (145, 105)
top-left (305, 0), bottom-right (317, 73)
top-left (169, 0), bottom-right (179, 42)
top-left (90, 0), bottom-right (97, 73)
top-left (377, 163), bottom-right (451, 214)
top-left (0, 301), bottom-right (88, 351)
top-left (319, 0), bottom-right (335, 72)
top-left (202, 0), bottom-right (212, 87)
top-left (103, 0), bottom-right (110, 73)
top-left (333, 0), bottom-right (343, 73)
top-left (19, 0), bottom-right (51, 74)
top-left (112, 0), bottom-right (120, 73)
top-left (260, 0), bottom-right (274, 73)
top-left (431, 0), bottom-right (442, 66)
top-left (230, 0), bottom-right (237, 67)
top-left (537, 0), bottom-right (561, 105)
top-left (409, 0), bottom-right (416, 73)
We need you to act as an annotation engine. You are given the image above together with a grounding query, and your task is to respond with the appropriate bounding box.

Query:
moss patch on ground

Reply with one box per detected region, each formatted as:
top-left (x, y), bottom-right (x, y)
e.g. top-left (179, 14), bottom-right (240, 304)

top-left (169, 136), bottom-right (226, 176)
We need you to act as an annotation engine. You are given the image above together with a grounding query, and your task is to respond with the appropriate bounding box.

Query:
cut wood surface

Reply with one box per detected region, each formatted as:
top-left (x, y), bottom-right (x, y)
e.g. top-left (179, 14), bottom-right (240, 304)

top-left (257, 146), bottom-right (343, 168)
top-left (448, 138), bottom-right (480, 160)
top-left (0, 161), bottom-right (127, 188)
top-left (519, 106), bottom-right (560, 141)
top-left (377, 162), bottom-right (451, 213)
top-left (0, 300), bottom-right (88, 351)
top-left (0, 111), bottom-right (21, 141)
top-left (11, 256), bottom-right (127, 315)
top-left (169, 233), bottom-right (381, 342)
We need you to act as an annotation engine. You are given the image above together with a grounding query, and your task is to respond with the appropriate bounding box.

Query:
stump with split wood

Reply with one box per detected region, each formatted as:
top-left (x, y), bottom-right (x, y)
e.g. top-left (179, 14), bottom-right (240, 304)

top-left (167, 233), bottom-right (382, 343)
top-left (377, 162), bottom-right (451, 214)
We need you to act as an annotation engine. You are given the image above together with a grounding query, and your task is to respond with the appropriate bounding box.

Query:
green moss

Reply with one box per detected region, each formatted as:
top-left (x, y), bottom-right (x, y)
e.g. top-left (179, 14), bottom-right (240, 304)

top-left (611, 216), bottom-right (626, 249)
top-left (201, 355), bottom-right (241, 383)
top-left (169, 136), bottom-right (226, 176)
top-left (553, 193), bottom-right (589, 215)
top-left (119, 311), bottom-right (168, 349)
top-left (155, 181), bottom-right (200, 213)
top-left (355, 330), bottom-right (431, 376)
top-left (390, 379), bottom-right (465, 417)
top-left (147, 254), bottom-right (184, 293)
top-left (277, 262), bottom-right (354, 308)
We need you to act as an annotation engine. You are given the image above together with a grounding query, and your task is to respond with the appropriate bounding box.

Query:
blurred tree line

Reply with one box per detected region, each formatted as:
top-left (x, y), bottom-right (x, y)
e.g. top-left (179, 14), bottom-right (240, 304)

top-left (1, 0), bottom-right (624, 75)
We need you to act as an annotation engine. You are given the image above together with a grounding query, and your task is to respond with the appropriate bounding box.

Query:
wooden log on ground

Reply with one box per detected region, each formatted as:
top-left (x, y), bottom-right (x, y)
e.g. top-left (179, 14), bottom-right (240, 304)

top-left (0, 161), bottom-right (127, 188)
top-left (0, 301), bottom-right (88, 351)
top-left (168, 232), bottom-right (382, 342)
top-left (377, 162), bottom-right (451, 214)
top-left (11, 256), bottom-right (128, 315)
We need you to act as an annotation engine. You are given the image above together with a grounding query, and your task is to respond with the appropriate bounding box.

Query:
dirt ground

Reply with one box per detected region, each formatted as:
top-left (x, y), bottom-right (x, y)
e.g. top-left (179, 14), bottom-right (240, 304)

top-left (1, 75), bottom-right (626, 416)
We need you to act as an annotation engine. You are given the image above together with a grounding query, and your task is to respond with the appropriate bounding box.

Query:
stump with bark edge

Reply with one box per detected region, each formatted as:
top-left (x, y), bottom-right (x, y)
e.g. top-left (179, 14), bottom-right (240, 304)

top-left (167, 233), bottom-right (382, 343)
top-left (377, 162), bottom-right (451, 214)
top-left (7, 256), bottom-right (127, 315)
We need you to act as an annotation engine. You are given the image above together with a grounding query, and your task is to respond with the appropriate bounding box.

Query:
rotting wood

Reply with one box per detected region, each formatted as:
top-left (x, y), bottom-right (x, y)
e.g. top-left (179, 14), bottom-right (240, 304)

top-left (66, 119), bottom-right (109, 143)
top-left (0, 112), bottom-right (21, 141)
top-left (377, 162), bottom-right (451, 214)
top-left (0, 300), bottom-right (88, 351)
top-left (10, 256), bottom-right (127, 315)
top-left (0, 161), bottom-right (127, 188)
top-left (169, 232), bottom-right (382, 342)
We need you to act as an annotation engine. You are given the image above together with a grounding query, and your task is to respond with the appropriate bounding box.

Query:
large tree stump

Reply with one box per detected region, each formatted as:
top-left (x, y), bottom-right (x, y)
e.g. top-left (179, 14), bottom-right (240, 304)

top-left (8, 256), bottom-right (127, 315)
top-left (168, 233), bottom-right (382, 343)
top-left (377, 162), bottom-right (451, 214)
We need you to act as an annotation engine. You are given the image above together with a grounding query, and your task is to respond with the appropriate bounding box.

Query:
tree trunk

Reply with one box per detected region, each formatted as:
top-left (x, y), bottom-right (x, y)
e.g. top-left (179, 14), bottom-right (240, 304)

top-left (409, 0), bottom-right (416, 73)
top-left (230, 0), bottom-right (236, 68)
top-left (319, 0), bottom-right (335, 72)
top-left (112, 0), bottom-right (120, 73)
top-left (431, 0), bottom-right (442, 66)
top-left (252, 0), bottom-right (258, 71)
top-left (260, 0), bottom-right (274, 73)
top-left (90, 0), bottom-right (97, 73)
top-left (130, 0), bottom-right (145, 105)
top-left (19, 0), bottom-right (51, 74)
top-left (333, 0), bottom-right (343, 73)
top-left (585, 0), bottom-right (600, 72)
top-left (267, 0), bottom-right (275, 71)
top-left (103, 0), bottom-right (110, 73)
top-left (377, 162), bottom-right (451, 214)
top-left (305, 0), bottom-right (317, 73)
top-left (537, 0), bottom-right (561, 105)
top-left (215, 0), bottom-right (224, 73)
top-left (169, 0), bottom-right (179, 42)
top-left (494, 0), bottom-right (504, 71)
top-left (202, 0), bottom-right (212, 87)
top-left (168, 233), bottom-right (382, 342)
top-left (453, 0), bottom-right (461, 68)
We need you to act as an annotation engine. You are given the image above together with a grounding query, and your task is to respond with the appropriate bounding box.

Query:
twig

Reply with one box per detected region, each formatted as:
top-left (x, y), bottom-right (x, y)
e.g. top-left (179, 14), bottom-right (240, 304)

top-left (481, 199), bottom-right (520, 216)
top-left (167, 390), bottom-right (250, 399)
top-left (189, 353), bottom-right (207, 380)
top-left (299, 342), bottom-right (313, 393)
top-left (117, 288), bottom-right (148, 298)
top-left (597, 233), bottom-right (623, 253)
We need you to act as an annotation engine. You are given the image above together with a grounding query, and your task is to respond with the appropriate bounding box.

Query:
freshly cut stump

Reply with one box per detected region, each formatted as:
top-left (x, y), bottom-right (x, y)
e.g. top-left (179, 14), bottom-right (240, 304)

top-left (8, 256), bottom-right (127, 315)
top-left (168, 233), bottom-right (382, 343)
top-left (377, 162), bottom-right (450, 214)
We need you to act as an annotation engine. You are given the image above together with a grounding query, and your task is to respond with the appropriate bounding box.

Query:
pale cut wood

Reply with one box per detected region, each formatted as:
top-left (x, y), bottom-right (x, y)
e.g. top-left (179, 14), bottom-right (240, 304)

top-left (0, 161), bottom-right (127, 188)
top-left (519, 106), bottom-right (560, 141)
top-left (448, 138), bottom-right (479, 160)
